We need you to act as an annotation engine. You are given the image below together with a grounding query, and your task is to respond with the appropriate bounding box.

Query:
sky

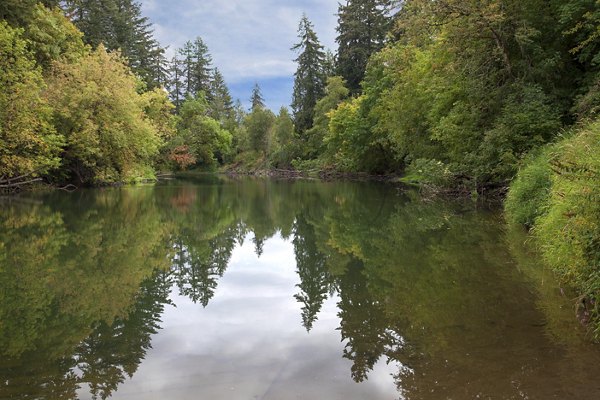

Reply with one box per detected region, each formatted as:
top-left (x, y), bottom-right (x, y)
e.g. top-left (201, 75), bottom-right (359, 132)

top-left (139, 0), bottom-right (340, 111)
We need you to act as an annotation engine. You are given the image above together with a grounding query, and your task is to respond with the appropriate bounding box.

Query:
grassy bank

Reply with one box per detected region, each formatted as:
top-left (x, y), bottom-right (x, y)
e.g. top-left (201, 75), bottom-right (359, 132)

top-left (505, 120), bottom-right (600, 337)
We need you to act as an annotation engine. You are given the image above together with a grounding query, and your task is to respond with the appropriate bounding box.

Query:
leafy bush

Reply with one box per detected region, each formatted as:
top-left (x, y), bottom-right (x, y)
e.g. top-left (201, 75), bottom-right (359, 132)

top-left (401, 158), bottom-right (455, 187)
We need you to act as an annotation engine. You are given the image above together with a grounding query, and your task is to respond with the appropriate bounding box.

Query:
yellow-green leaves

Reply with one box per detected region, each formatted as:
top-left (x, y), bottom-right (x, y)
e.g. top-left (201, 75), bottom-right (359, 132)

top-left (46, 45), bottom-right (161, 184)
top-left (0, 21), bottom-right (63, 180)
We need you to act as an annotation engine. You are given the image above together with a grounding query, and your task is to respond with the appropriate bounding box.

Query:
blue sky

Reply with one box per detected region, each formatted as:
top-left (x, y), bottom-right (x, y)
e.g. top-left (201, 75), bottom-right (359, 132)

top-left (139, 0), bottom-right (339, 111)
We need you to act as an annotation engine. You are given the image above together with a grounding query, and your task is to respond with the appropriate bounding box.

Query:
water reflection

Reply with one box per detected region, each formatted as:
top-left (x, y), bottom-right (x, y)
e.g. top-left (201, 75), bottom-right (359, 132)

top-left (1, 176), bottom-right (599, 399)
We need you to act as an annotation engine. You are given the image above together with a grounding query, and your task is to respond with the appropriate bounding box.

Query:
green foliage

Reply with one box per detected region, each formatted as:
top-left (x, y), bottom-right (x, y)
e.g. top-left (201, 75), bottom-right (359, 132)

top-left (324, 0), bottom-right (573, 185)
top-left (401, 158), bottom-right (456, 187)
top-left (0, 21), bottom-right (63, 180)
top-left (46, 45), bottom-right (161, 184)
top-left (474, 83), bottom-right (562, 182)
top-left (304, 76), bottom-right (349, 158)
top-left (336, 0), bottom-right (392, 95)
top-left (243, 107), bottom-right (275, 154)
top-left (324, 97), bottom-right (365, 172)
top-left (177, 96), bottom-right (232, 168)
top-left (209, 67), bottom-right (234, 123)
top-left (292, 14), bottom-right (327, 134)
top-left (68, 0), bottom-right (168, 89)
top-left (21, 4), bottom-right (87, 70)
top-left (504, 147), bottom-right (553, 227)
top-left (250, 83), bottom-right (265, 111)
top-left (325, 93), bottom-right (393, 173)
top-left (534, 121), bottom-right (600, 335)
top-left (176, 37), bottom-right (213, 98)
top-left (506, 118), bottom-right (600, 337)
top-left (270, 107), bottom-right (298, 168)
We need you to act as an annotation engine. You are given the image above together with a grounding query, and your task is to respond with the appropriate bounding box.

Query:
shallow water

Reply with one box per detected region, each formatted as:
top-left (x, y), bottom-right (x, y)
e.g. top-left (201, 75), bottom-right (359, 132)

top-left (1, 175), bottom-right (600, 399)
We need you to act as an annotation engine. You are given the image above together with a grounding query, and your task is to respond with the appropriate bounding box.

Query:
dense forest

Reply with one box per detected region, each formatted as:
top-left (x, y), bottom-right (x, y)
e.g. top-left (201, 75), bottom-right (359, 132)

top-left (0, 1), bottom-right (599, 334)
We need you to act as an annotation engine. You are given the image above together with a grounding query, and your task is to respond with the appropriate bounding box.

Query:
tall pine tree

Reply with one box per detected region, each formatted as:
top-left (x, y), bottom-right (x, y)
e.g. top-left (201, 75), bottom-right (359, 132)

top-left (250, 83), bottom-right (265, 111)
top-left (209, 68), bottom-right (234, 122)
top-left (67, 0), bottom-right (166, 89)
top-left (336, 0), bottom-right (392, 94)
top-left (191, 37), bottom-right (213, 97)
top-left (291, 14), bottom-right (327, 135)
top-left (168, 55), bottom-right (185, 111)
top-left (177, 37), bottom-right (212, 99)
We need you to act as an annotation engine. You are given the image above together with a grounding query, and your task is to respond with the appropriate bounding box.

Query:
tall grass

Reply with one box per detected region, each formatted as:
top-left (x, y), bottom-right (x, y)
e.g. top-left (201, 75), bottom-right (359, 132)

top-left (506, 120), bottom-right (600, 337)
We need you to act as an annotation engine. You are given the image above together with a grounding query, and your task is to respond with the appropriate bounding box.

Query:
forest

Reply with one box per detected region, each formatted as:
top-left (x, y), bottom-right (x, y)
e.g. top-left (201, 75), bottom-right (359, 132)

top-left (0, 1), bottom-right (599, 334)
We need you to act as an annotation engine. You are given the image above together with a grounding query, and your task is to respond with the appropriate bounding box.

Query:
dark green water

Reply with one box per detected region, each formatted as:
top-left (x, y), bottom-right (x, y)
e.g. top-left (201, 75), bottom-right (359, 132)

top-left (1, 175), bottom-right (599, 399)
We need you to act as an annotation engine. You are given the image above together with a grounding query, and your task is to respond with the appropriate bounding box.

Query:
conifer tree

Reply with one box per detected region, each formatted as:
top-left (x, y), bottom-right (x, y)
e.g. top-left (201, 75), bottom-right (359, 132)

top-left (66, 0), bottom-right (166, 89)
top-left (336, 0), bottom-right (392, 94)
top-left (291, 14), bottom-right (327, 135)
top-left (250, 83), bottom-right (265, 111)
top-left (209, 68), bottom-right (234, 122)
top-left (177, 37), bottom-right (213, 99)
top-left (179, 40), bottom-right (195, 97)
top-left (191, 37), bottom-right (213, 97)
top-left (168, 55), bottom-right (185, 111)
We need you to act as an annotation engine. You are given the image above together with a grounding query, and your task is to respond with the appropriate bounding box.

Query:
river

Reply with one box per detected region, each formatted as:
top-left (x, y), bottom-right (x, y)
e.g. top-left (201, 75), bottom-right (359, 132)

top-left (1, 175), bottom-right (599, 399)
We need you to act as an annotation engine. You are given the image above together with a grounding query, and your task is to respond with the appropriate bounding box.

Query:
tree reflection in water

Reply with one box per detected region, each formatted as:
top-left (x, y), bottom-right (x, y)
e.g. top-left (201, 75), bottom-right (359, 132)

top-left (0, 176), bottom-right (598, 399)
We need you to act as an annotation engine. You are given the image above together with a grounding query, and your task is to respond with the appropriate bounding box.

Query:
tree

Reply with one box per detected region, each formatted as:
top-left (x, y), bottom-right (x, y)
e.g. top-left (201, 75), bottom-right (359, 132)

top-left (20, 4), bottom-right (87, 71)
top-left (141, 87), bottom-right (177, 143)
top-left (293, 216), bottom-right (332, 331)
top-left (0, 0), bottom-right (61, 27)
top-left (336, 0), bottom-right (392, 95)
top-left (209, 68), bottom-right (234, 122)
top-left (68, 0), bottom-right (167, 89)
top-left (177, 96), bottom-right (233, 168)
top-left (305, 76), bottom-right (349, 158)
top-left (168, 55), bottom-right (185, 111)
top-left (191, 37), bottom-right (213, 97)
top-left (270, 107), bottom-right (297, 167)
top-left (250, 82), bottom-right (265, 111)
top-left (45, 45), bottom-right (162, 184)
top-left (291, 14), bottom-right (327, 135)
top-left (179, 40), bottom-right (195, 96)
top-left (176, 37), bottom-right (213, 99)
top-left (243, 107), bottom-right (275, 153)
top-left (0, 21), bottom-right (63, 182)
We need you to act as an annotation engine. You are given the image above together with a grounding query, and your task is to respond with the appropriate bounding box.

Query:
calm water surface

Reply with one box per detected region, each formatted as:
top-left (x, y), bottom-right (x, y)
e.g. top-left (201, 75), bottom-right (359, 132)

top-left (1, 176), bottom-right (600, 399)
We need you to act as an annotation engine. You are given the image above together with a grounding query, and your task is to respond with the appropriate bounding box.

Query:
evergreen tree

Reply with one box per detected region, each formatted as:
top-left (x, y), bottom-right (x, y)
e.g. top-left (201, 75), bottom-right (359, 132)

top-left (0, 0), bottom-right (61, 27)
top-left (292, 216), bottom-right (332, 332)
top-left (191, 37), bottom-right (213, 97)
top-left (336, 0), bottom-right (392, 94)
top-left (250, 83), bottom-right (265, 111)
top-left (291, 14), bottom-right (327, 135)
top-left (323, 48), bottom-right (337, 78)
top-left (177, 37), bottom-right (213, 99)
top-left (209, 68), bottom-right (234, 122)
top-left (168, 55), bottom-right (185, 111)
top-left (179, 40), bottom-right (195, 97)
top-left (67, 0), bottom-right (166, 89)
